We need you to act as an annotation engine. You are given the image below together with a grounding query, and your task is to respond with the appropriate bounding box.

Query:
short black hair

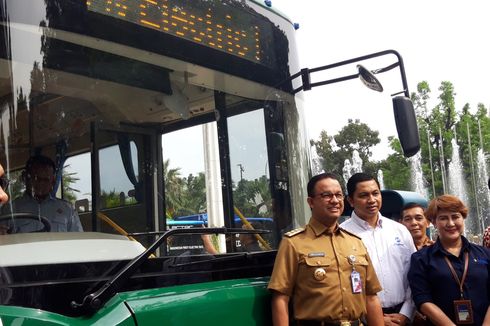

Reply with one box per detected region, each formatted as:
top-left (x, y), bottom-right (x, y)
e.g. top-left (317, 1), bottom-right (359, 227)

top-left (25, 155), bottom-right (56, 174)
top-left (400, 202), bottom-right (425, 218)
top-left (307, 173), bottom-right (341, 197)
top-left (347, 172), bottom-right (380, 198)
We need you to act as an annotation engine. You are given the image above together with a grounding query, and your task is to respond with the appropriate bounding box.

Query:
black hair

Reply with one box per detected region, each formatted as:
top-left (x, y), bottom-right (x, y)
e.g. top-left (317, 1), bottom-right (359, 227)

top-left (307, 173), bottom-right (341, 197)
top-left (346, 172), bottom-right (380, 198)
top-left (25, 155), bottom-right (56, 174)
top-left (400, 202), bottom-right (425, 218)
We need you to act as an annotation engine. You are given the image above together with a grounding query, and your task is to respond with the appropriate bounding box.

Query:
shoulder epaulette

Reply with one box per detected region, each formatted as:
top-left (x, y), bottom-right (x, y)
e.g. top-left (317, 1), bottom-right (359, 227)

top-left (339, 227), bottom-right (362, 240)
top-left (284, 227), bottom-right (306, 238)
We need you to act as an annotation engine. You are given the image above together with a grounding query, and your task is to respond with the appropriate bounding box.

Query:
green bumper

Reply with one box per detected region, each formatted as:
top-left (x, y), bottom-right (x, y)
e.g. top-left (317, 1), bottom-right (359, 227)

top-left (0, 277), bottom-right (272, 325)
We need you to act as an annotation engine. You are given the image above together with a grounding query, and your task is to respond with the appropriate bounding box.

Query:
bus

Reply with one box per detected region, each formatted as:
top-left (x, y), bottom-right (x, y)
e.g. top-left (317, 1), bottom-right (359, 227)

top-left (0, 0), bottom-right (419, 324)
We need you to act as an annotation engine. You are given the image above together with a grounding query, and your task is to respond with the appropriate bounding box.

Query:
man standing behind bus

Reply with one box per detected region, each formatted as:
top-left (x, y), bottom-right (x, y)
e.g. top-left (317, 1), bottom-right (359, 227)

top-left (340, 173), bottom-right (416, 326)
top-left (400, 203), bottom-right (434, 250)
top-left (3, 155), bottom-right (82, 233)
top-left (268, 173), bottom-right (384, 326)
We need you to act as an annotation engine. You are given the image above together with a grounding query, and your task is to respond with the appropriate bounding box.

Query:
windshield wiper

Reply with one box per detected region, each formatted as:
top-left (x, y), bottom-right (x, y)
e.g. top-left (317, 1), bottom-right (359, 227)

top-left (71, 227), bottom-right (269, 315)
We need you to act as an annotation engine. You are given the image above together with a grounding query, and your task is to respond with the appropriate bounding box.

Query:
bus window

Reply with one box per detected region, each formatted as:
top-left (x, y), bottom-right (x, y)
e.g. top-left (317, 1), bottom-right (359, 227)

top-left (162, 123), bottom-right (225, 254)
top-left (162, 125), bottom-right (207, 219)
top-left (63, 153), bottom-right (91, 213)
top-left (228, 109), bottom-right (275, 250)
top-left (99, 144), bottom-right (138, 209)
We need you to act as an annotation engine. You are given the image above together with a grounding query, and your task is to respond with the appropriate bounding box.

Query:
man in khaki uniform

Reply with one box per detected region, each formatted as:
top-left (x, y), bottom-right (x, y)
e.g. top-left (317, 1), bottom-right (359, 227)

top-left (268, 173), bottom-right (384, 326)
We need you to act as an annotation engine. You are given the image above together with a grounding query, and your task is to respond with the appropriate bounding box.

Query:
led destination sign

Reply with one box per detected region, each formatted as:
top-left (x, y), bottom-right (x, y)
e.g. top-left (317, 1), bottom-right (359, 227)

top-left (87, 0), bottom-right (273, 65)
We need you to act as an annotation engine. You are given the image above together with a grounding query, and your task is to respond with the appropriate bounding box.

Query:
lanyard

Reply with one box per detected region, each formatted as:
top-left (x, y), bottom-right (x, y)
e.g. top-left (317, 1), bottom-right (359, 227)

top-left (444, 251), bottom-right (469, 299)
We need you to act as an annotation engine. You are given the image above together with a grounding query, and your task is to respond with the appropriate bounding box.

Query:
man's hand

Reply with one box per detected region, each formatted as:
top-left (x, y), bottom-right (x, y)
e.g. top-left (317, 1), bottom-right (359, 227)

top-left (383, 313), bottom-right (408, 326)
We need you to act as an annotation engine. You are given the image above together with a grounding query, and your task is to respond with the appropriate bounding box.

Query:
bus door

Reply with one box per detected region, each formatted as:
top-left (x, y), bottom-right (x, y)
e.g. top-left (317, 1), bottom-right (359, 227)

top-left (84, 122), bottom-right (162, 249)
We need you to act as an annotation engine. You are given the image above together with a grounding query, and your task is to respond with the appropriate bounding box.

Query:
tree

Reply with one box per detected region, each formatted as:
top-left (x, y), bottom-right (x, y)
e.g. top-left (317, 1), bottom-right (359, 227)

top-left (233, 175), bottom-right (272, 217)
top-left (163, 159), bottom-right (184, 218)
top-left (175, 173), bottom-right (206, 216)
top-left (312, 119), bottom-right (380, 184)
top-left (61, 164), bottom-right (80, 203)
top-left (411, 81), bottom-right (459, 197)
top-left (378, 137), bottom-right (411, 190)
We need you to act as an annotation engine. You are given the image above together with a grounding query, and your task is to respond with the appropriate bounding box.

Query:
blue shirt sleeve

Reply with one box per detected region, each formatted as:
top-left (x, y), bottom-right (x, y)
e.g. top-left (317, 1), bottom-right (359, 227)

top-left (407, 249), bottom-right (433, 310)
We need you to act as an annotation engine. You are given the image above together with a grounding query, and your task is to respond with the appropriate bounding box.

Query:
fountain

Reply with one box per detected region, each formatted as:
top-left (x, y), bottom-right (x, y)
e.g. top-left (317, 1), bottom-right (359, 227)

top-left (377, 170), bottom-right (385, 190)
top-left (448, 139), bottom-right (469, 204)
top-left (342, 150), bottom-right (363, 187)
top-left (351, 150), bottom-right (363, 173)
top-left (476, 120), bottom-right (490, 230)
top-left (447, 138), bottom-right (474, 235)
top-left (342, 159), bottom-right (352, 187)
top-left (310, 145), bottom-right (325, 175)
top-left (409, 152), bottom-right (429, 198)
top-left (476, 148), bottom-right (490, 230)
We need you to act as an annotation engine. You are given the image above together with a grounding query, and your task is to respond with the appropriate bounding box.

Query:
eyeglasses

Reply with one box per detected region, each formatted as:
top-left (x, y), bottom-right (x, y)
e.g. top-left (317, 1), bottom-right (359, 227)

top-left (0, 175), bottom-right (10, 191)
top-left (314, 192), bottom-right (344, 201)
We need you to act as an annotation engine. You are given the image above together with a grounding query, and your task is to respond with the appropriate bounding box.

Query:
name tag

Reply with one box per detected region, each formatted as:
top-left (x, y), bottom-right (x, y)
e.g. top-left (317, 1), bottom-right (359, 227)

top-left (454, 299), bottom-right (473, 324)
top-left (351, 270), bottom-right (362, 294)
top-left (308, 252), bottom-right (325, 257)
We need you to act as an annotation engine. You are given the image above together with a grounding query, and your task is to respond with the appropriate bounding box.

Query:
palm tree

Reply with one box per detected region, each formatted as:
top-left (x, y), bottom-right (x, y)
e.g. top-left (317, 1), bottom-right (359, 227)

top-left (163, 159), bottom-right (184, 218)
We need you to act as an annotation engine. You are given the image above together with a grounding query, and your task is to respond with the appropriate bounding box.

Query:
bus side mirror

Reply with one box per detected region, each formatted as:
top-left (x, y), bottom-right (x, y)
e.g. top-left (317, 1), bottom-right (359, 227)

top-left (393, 96), bottom-right (420, 157)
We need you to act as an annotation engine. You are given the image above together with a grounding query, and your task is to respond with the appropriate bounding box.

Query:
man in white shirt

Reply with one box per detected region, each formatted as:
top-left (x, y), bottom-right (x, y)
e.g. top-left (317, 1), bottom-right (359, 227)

top-left (340, 173), bottom-right (416, 326)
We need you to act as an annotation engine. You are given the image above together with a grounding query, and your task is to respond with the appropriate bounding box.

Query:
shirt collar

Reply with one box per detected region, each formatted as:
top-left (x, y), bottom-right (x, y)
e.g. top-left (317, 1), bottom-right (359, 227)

top-left (433, 236), bottom-right (471, 256)
top-left (350, 211), bottom-right (383, 230)
top-left (308, 217), bottom-right (339, 236)
top-left (23, 192), bottom-right (55, 203)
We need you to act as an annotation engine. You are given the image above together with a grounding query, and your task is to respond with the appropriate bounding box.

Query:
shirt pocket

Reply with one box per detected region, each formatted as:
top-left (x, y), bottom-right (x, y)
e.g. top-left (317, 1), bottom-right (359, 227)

top-left (300, 256), bottom-right (333, 286)
top-left (350, 255), bottom-right (369, 283)
top-left (390, 239), bottom-right (413, 265)
top-left (50, 216), bottom-right (67, 232)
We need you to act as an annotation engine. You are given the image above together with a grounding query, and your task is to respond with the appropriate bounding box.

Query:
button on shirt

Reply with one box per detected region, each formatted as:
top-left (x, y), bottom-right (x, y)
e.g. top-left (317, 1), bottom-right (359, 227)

top-left (408, 236), bottom-right (490, 326)
top-left (268, 218), bottom-right (382, 321)
top-left (340, 212), bottom-right (416, 319)
top-left (3, 194), bottom-right (83, 232)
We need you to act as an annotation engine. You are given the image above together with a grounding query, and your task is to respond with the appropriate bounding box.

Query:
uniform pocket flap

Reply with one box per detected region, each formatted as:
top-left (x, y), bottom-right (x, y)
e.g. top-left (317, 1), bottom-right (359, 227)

top-left (305, 256), bottom-right (331, 267)
top-left (354, 256), bottom-right (368, 266)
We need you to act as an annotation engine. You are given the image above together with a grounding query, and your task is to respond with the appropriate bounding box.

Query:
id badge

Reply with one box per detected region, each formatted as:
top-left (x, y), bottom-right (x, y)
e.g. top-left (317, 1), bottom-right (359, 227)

top-left (453, 299), bottom-right (474, 324)
top-left (350, 270), bottom-right (362, 293)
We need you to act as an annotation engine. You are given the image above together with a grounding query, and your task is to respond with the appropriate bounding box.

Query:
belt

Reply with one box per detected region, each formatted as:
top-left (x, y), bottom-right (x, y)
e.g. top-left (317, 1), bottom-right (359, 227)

top-left (296, 319), bottom-right (362, 326)
top-left (382, 302), bottom-right (404, 314)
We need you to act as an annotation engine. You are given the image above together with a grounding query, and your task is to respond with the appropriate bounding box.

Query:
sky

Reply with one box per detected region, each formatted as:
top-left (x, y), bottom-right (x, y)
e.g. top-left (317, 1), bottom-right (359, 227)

top-left (271, 0), bottom-right (490, 160)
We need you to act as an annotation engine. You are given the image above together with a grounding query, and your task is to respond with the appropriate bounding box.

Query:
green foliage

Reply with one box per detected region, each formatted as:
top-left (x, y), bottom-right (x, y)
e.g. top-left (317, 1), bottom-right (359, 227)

top-left (233, 175), bottom-right (271, 217)
top-left (312, 119), bottom-right (380, 184)
top-left (411, 80), bottom-right (490, 201)
top-left (379, 137), bottom-right (410, 190)
top-left (163, 159), bottom-right (207, 218)
top-left (101, 189), bottom-right (137, 208)
top-left (61, 165), bottom-right (80, 203)
top-left (311, 79), bottom-right (490, 212)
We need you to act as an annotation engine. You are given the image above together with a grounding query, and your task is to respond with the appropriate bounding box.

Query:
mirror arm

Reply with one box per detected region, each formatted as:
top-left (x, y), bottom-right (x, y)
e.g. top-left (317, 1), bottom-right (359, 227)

top-left (309, 73), bottom-right (359, 89)
top-left (372, 62), bottom-right (400, 74)
top-left (288, 49), bottom-right (410, 97)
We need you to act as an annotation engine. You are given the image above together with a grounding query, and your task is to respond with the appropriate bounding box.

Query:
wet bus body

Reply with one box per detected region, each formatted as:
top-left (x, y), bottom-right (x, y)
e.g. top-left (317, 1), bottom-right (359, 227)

top-left (0, 0), bottom-right (419, 325)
